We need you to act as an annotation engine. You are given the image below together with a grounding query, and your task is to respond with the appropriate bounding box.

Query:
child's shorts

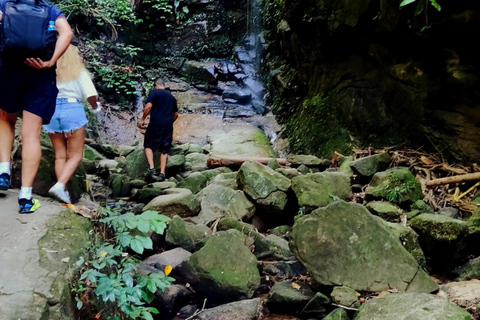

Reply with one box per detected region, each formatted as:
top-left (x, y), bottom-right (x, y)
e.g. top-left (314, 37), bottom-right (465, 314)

top-left (42, 98), bottom-right (88, 134)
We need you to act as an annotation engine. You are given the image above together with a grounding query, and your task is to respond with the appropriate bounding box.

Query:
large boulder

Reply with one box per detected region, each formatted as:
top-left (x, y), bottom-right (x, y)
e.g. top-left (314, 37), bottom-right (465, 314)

top-left (196, 184), bottom-right (256, 225)
top-left (237, 161), bottom-right (291, 214)
top-left (289, 201), bottom-right (438, 293)
top-left (291, 172), bottom-right (352, 212)
top-left (177, 229), bottom-right (261, 304)
top-left (353, 292), bottom-right (472, 320)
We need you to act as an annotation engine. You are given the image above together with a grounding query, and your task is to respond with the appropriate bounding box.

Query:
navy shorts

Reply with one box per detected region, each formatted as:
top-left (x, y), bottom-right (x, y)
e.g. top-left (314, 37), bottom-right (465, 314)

top-left (144, 125), bottom-right (174, 154)
top-left (0, 63), bottom-right (58, 124)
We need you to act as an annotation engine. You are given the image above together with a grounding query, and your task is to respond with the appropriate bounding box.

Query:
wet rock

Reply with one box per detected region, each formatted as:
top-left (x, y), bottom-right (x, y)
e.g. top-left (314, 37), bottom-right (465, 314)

top-left (222, 87), bottom-right (252, 105)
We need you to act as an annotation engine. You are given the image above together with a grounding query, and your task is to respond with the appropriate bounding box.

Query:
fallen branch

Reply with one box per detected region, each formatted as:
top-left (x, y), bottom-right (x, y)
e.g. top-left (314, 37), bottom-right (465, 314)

top-left (426, 172), bottom-right (480, 187)
top-left (207, 155), bottom-right (287, 168)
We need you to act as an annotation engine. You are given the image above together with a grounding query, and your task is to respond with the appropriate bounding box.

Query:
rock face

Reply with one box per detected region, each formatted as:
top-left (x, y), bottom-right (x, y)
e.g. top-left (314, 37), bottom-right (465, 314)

top-left (261, 0), bottom-right (480, 164)
top-left (353, 292), bottom-right (472, 320)
top-left (289, 201), bottom-right (438, 293)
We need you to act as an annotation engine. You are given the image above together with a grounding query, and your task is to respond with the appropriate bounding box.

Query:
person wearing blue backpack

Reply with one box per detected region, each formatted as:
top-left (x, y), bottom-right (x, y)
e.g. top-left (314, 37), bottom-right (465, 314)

top-left (0, 0), bottom-right (73, 213)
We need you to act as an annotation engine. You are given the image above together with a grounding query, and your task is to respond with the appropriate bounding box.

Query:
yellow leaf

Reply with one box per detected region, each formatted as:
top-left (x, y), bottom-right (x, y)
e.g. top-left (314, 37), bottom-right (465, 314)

top-left (291, 282), bottom-right (301, 290)
top-left (99, 251), bottom-right (108, 257)
top-left (62, 203), bottom-right (76, 210)
top-left (164, 265), bottom-right (172, 276)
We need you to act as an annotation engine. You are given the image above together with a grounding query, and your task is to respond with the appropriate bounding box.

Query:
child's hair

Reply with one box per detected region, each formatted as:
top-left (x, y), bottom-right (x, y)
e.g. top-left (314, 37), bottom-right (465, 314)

top-left (56, 44), bottom-right (89, 83)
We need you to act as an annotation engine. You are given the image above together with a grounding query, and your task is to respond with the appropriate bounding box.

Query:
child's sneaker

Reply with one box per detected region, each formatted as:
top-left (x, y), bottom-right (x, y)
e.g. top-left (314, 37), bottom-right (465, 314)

top-left (158, 173), bottom-right (165, 182)
top-left (48, 184), bottom-right (71, 204)
top-left (19, 198), bottom-right (41, 214)
top-left (0, 173), bottom-right (10, 191)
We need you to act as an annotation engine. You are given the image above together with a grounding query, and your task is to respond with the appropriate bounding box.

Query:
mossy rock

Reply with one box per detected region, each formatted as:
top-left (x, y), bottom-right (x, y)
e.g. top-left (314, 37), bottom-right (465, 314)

top-left (366, 167), bottom-right (423, 204)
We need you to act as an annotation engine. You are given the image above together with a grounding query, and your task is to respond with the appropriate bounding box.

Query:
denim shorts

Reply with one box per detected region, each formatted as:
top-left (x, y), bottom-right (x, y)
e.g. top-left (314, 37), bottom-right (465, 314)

top-left (42, 98), bottom-right (88, 134)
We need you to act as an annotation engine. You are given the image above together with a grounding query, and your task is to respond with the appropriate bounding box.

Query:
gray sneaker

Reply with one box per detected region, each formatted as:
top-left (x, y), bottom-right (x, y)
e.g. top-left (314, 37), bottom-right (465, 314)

top-left (48, 184), bottom-right (71, 204)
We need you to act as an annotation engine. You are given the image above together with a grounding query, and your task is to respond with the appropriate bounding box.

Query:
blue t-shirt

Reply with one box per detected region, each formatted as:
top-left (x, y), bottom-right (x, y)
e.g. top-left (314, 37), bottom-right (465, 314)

top-left (146, 89), bottom-right (178, 127)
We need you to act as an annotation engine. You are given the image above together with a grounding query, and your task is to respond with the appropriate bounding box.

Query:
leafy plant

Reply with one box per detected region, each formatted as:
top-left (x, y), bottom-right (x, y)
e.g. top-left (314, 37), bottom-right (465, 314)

top-left (400, 0), bottom-right (441, 15)
top-left (384, 174), bottom-right (418, 203)
top-left (400, 0), bottom-right (441, 30)
top-left (75, 204), bottom-right (173, 320)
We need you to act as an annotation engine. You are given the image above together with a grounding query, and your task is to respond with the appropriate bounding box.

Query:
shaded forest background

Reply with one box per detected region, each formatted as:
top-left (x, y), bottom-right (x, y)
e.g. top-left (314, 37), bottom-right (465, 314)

top-left (52, 0), bottom-right (480, 164)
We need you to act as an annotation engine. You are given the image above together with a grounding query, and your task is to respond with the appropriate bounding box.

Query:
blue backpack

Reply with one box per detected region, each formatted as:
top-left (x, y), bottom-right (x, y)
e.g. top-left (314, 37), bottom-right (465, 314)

top-left (0, 0), bottom-right (57, 60)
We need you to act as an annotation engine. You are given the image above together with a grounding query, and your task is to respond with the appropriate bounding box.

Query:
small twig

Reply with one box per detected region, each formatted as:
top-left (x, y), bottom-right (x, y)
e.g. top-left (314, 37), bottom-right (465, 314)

top-left (185, 299), bottom-right (207, 320)
top-left (330, 303), bottom-right (359, 311)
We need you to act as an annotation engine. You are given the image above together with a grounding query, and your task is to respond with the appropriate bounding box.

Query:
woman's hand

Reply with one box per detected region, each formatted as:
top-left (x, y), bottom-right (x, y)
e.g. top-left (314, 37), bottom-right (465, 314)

top-left (24, 58), bottom-right (54, 69)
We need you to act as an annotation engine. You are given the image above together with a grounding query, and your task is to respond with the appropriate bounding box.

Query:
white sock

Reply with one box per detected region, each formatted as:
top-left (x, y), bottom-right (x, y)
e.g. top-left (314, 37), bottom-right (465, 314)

top-left (0, 162), bottom-right (10, 175)
top-left (19, 187), bottom-right (33, 200)
top-left (52, 182), bottom-right (65, 190)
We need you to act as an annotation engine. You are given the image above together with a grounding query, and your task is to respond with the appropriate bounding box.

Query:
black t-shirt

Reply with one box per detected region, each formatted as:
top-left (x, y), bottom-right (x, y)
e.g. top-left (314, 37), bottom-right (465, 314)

top-left (146, 88), bottom-right (178, 127)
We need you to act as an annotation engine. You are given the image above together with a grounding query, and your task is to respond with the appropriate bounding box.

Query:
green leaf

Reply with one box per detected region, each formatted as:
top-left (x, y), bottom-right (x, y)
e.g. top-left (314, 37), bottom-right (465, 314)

top-left (429, 0), bottom-right (441, 11)
top-left (147, 280), bottom-right (157, 293)
top-left (142, 311), bottom-right (154, 320)
top-left (414, 0), bottom-right (426, 15)
top-left (75, 297), bottom-right (83, 310)
top-left (137, 219), bottom-right (150, 233)
top-left (130, 238), bottom-right (144, 254)
top-left (118, 233), bottom-right (132, 248)
top-left (136, 235), bottom-right (153, 250)
top-left (399, 0), bottom-right (416, 6)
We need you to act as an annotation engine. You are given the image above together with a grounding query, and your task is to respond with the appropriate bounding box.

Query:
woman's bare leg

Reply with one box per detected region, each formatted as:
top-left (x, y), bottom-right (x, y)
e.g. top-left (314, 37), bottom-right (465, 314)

top-left (48, 133), bottom-right (67, 181)
top-left (57, 127), bottom-right (84, 185)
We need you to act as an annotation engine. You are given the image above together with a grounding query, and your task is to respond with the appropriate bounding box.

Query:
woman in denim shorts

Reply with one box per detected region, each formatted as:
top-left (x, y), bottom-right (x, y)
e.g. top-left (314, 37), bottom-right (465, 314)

top-left (42, 42), bottom-right (101, 204)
